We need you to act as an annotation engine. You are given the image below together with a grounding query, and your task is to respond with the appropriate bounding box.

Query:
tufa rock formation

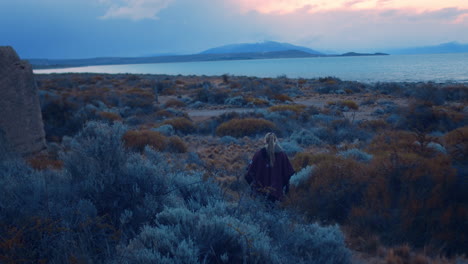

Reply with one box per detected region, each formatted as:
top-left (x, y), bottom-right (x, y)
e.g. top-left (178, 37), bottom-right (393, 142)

top-left (0, 46), bottom-right (46, 155)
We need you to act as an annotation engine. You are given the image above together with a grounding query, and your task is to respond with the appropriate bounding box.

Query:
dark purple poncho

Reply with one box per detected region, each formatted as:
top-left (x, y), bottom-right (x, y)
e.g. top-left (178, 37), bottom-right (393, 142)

top-left (245, 148), bottom-right (295, 201)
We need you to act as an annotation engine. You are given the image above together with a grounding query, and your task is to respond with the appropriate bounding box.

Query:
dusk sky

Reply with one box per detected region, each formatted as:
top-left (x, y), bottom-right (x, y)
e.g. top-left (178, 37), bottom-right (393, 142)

top-left (1, 0), bottom-right (467, 59)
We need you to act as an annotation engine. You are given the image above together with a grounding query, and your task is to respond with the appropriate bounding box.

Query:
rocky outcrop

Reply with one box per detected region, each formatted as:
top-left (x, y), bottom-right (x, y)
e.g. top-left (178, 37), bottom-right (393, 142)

top-left (0, 46), bottom-right (46, 155)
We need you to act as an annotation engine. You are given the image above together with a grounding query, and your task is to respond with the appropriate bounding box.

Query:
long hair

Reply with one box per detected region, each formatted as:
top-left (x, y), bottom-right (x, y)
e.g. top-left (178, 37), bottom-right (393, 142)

top-left (264, 132), bottom-right (277, 167)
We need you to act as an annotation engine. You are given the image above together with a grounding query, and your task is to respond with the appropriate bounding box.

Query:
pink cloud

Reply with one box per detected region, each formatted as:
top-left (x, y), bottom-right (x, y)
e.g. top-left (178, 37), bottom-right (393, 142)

top-left (232, 0), bottom-right (468, 14)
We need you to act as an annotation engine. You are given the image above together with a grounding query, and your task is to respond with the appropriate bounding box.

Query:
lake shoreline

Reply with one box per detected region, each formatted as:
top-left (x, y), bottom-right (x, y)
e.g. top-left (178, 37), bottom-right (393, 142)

top-left (33, 53), bottom-right (468, 83)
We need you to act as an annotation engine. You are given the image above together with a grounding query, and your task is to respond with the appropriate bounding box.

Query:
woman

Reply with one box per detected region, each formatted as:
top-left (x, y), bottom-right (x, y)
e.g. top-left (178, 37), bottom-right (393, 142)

top-left (245, 132), bottom-right (295, 202)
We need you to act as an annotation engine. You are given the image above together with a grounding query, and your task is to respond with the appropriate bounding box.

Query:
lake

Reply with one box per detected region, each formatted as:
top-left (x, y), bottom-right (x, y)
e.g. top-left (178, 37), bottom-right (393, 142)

top-left (34, 53), bottom-right (468, 83)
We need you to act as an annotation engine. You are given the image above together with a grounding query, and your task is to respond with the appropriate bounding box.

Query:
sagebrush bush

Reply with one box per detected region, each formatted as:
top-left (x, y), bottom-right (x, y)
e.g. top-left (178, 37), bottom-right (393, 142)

top-left (0, 121), bottom-right (353, 263)
top-left (290, 165), bottom-right (315, 187)
top-left (216, 118), bottom-right (276, 138)
top-left (280, 140), bottom-right (303, 156)
top-left (338, 148), bottom-right (373, 162)
top-left (41, 98), bottom-right (85, 141)
top-left (290, 129), bottom-right (323, 146)
top-left (163, 117), bottom-right (195, 134)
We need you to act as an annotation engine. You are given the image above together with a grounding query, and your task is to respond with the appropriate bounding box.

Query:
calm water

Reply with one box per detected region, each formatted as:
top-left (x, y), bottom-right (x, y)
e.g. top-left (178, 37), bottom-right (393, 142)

top-left (34, 53), bottom-right (468, 83)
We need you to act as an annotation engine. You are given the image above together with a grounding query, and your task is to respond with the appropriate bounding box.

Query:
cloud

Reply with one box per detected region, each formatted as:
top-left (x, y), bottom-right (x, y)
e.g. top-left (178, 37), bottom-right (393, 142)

top-left (100, 0), bottom-right (174, 20)
top-left (232, 0), bottom-right (468, 14)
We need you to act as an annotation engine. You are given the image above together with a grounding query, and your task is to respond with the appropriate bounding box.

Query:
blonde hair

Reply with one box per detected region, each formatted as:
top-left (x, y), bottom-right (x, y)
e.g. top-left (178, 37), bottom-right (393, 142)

top-left (264, 132), bottom-right (277, 167)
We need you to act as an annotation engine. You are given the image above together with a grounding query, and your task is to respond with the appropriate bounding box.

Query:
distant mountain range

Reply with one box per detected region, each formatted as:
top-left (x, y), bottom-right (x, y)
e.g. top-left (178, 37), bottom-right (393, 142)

top-left (386, 42), bottom-right (468, 55)
top-left (29, 41), bottom-right (388, 69)
top-left (201, 41), bottom-right (324, 55)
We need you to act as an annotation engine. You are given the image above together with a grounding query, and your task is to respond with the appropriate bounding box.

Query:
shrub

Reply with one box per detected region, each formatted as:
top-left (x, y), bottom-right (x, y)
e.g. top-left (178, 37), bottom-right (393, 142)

top-left (245, 97), bottom-right (270, 107)
top-left (338, 148), bottom-right (373, 162)
top-left (41, 98), bottom-right (83, 140)
top-left (314, 119), bottom-right (370, 145)
top-left (290, 156), bottom-right (370, 223)
top-left (290, 129), bottom-right (323, 146)
top-left (166, 136), bottom-right (188, 153)
top-left (27, 153), bottom-right (63, 170)
top-left (163, 117), bottom-right (195, 134)
top-left (326, 100), bottom-right (359, 111)
top-left (268, 104), bottom-right (306, 116)
top-left (164, 98), bottom-right (186, 108)
top-left (280, 140), bottom-right (303, 156)
top-left (121, 88), bottom-right (155, 110)
top-left (216, 118), bottom-right (276, 138)
top-left (219, 136), bottom-right (240, 145)
top-left (291, 153), bottom-right (337, 171)
top-left (443, 126), bottom-right (468, 163)
top-left (224, 96), bottom-right (246, 106)
top-left (194, 87), bottom-right (229, 104)
top-left (98, 111), bottom-right (122, 122)
top-left (358, 119), bottom-right (390, 132)
top-left (152, 124), bottom-right (175, 136)
top-left (273, 94), bottom-right (293, 102)
top-left (290, 165), bottom-right (315, 187)
top-left (340, 100), bottom-right (359, 110)
top-left (123, 130), bottom-right (167, 152)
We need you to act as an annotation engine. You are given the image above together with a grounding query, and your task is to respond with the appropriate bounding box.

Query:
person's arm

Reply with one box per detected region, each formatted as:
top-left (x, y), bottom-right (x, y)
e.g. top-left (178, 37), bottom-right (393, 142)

top-left (282, 153), bottom-right (295, 194)
top-left (245, 151), bottom-right (260, 185)
top-left (245, 160), bottom-right (254, 185)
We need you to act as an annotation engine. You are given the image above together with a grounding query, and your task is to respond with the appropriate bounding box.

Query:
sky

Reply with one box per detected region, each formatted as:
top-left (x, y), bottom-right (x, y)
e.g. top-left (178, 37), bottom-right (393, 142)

top-left (1, 0), bottom-right (467, 59)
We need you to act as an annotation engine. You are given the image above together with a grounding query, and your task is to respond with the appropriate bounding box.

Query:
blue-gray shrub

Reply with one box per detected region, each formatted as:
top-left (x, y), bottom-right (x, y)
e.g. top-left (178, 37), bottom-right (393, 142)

top-left (290, 165), bottom-right (315, 187)
top-left (290, 129), bottom-right (323, 146)
top-left (0, 121), bottom-right (351, 263)
top-left (338, 148), bottom-right (373, 162)
top-left (280, 140), bottom-right (303, 156)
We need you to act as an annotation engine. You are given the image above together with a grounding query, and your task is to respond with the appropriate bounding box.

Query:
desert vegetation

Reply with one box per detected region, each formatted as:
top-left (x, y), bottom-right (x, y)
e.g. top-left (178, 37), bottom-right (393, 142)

top-left (1, 73), bottom-right (467, 263)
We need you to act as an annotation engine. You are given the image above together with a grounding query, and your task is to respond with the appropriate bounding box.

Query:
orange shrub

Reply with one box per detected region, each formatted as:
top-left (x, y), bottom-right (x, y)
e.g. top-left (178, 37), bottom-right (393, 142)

top-left (164, 99), bottom-right (186, 108)
top-left (216, 118), bottom-right (276, 138)
top-left (27, 153), bottom-right (63, 170)
top-left (155, 109), bottom-right (176, 119)
top-left (443, 126), bottom-right (467, 162)
top-left (268, 104), bottom-right (306, 116)
top-left (245, 97), bottom-right (270, 106)
top-left (273, 94), bottom-right (293, 102)
top-left (358, 119), bottom-right (390, 132)
top-left (163, 117), bottom-right (195, 134)
top-left (327, 100), bottom-right (359, 110)
top-left (341, 100), bottom-right (359, 110)
top-left (123, 130), bottom-right (167, 152)
top-left (289, 156), bottom-right (370, 222)
top-left (98, 111), bottom-right (122, 122)
top-left (166, 136), bottom-right (187, 153)
top-left (367, 130), bottom-right (416, 155)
